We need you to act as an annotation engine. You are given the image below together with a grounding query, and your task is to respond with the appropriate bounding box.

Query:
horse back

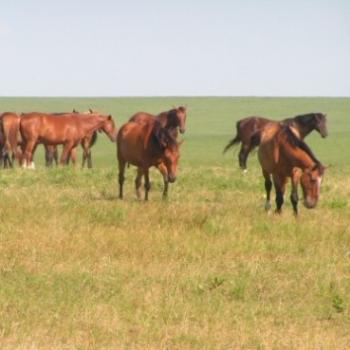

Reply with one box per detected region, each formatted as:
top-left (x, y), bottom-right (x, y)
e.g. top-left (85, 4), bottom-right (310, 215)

top-left (20, 113), bottom-right (79, 143)
top-left (238, 116), bottom-right (273, 143)
top-left (129, 112), bottom-right (155, 124)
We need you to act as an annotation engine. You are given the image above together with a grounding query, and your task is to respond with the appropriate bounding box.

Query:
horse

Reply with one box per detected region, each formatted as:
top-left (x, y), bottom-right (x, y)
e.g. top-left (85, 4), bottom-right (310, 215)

top-left (129, 106), bottom-right (187, 138)
top-left (117, 119), bottom-right (181, 201)
top-left (223, 113), bottom-right (328, 171)
top-left (0, 112), bottom-right (22, 167)
top-left (45, 109), bottom-right (100, 168)
top-left (20, 112), bottom-right (117, 167)
top-left (252, 123), bottom-right (325, 215)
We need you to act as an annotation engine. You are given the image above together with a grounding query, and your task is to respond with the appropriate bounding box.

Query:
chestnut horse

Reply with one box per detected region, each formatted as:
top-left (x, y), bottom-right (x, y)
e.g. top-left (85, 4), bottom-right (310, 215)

top-left (0, 112), bottom-right (22, 167)
top-left (253, 123), bottom-right (325, 215)
top-left (129, 106), bottom-right (187, 138)
top-left (117, 119), bottom-right (181, 201)
top-left (45, 109), bottom-right (100, 168)
top-left (223, 113), bottom-right (328, 170)
top-left (20, 112), bottom-right (117, 167)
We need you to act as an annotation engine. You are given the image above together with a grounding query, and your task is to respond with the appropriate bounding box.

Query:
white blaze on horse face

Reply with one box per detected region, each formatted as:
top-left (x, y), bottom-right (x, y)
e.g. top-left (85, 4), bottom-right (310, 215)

top-left (316, 176), bottom-right (323, 196)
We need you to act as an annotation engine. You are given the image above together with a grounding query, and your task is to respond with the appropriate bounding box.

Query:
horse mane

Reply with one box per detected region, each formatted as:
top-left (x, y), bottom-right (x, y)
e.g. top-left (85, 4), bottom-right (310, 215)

top-left (283, 126), bottom-right (320, 164)
top-left (283, 113), bottom-right (324, 127)
top-left (152, 119), bottom-right (178, 150)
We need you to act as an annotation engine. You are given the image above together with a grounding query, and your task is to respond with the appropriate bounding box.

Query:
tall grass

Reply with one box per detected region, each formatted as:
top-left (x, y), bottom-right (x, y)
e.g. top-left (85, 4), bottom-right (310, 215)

top-left (0, 97), bottom-right (349, 349)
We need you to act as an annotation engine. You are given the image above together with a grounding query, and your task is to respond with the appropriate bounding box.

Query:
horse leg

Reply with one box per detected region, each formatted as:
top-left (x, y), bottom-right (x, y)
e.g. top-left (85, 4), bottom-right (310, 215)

top-left (45, 146), bottom-right (52, 167)
top-left (81, 142), bottom-right (88, 168)
top-left (53, 147), bottom-right (58, 166)
top-left (273, 175), bottom-right (287, 214)
top-left (23, 140), bottom-right (36, 168)
top-left (157, 163), bottom-right (169, 200)
top-left (70, 147), bottom-right (77, 167)
top-left (263, 170), bottom-right (272, 212)
top-left (144, 168), bottom-right (151, 201)
top-left (135, 167), bottom-right (143, 200)
top-left (239, 143), bottom-right (251, 171)
top-left (81, 150), bottom-right (87, 168)
top-left (60, 142), bottom-right (74, 165)
top-left (87, 151), bottom-right (92, 169)
top-left (118, 158), bottom-right (126, 199)
top-left (290, 170), bottom-right (300, 216)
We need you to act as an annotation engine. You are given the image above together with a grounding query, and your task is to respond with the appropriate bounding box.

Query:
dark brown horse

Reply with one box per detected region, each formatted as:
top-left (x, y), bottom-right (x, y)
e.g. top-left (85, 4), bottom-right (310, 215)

top-left (129, 106), bottom-right (187, 138)
top-left (117, 119), bottom-right (181, 201)
top-left (253, 123), bottom-right (325, 215)
top-left (45, 109), bottom-right (100, 168)
top-left (223, 113), bottom-right (328, 170)
top-left (20, 112), bottom-right (117, 167)
top-left (0, 112), bottom-right (22, 167)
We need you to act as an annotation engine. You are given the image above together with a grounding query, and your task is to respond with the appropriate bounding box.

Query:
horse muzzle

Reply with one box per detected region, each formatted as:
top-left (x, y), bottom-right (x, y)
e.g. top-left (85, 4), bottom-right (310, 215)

top-left (304, 197), bottom-right (317, 209)
top-left (168, 175), bottom-right (177, 183)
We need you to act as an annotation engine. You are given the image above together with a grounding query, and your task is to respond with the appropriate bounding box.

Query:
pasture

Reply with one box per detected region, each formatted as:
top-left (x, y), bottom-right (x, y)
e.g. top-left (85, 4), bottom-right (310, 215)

top-left (0, 97), bottom-right (350, 349)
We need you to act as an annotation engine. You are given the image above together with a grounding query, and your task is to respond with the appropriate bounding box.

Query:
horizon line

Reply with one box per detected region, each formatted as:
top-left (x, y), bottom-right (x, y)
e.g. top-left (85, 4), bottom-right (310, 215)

top-left (0, 95), bottom-right (349, 99)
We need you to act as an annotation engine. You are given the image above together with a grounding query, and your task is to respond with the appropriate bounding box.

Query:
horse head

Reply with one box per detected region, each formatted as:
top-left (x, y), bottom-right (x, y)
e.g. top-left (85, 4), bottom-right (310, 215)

top-left (99, 114), bottom-right (117, 142)
top-left (314, 113), bottom-right (328, 138)
top-left (300, 162), bottom-right (325, 209)
top-left (167, 106), bottom-right (187, 134)
top-left (153, 121), bottom-right (182, 183)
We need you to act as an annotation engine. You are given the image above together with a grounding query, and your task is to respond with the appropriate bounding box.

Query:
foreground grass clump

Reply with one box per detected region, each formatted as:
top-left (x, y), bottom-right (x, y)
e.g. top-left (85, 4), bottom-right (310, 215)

top-left (0, 97), bottom-right (349, 349)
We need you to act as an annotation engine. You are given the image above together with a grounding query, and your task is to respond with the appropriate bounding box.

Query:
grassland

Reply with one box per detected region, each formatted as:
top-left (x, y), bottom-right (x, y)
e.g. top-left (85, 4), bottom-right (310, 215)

top-left (0, 97), bottom-right (349, 349)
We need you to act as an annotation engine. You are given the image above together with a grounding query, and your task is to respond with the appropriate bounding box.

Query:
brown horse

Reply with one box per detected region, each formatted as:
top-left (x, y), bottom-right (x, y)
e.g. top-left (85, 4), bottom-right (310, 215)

top-left (253, 123), bottom-right (325, 215)
top-left (0, 112), bottom-right (22, 167)
top-left (129, 106), bottom-right (187, 138)
top-left (223, 113), bottom-right (328, 170)
top-left (20, 112), bottom-right (117, 167)
top-left (45, 109), bottom-right (100, 168)
top-left (117, 119), bottom-right (181, 201)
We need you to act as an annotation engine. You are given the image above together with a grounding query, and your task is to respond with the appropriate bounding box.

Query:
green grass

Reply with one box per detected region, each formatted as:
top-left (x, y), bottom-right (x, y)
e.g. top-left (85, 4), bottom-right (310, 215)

top-left (0, 97), bottom-right (350, 349)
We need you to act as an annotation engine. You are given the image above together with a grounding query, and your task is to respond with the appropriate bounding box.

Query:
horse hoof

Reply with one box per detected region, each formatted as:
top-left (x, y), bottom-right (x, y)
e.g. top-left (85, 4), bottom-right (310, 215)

top-left (264, 202), bottom-right (271, 211)
top-left (243, 169), bottom-right (248, 174)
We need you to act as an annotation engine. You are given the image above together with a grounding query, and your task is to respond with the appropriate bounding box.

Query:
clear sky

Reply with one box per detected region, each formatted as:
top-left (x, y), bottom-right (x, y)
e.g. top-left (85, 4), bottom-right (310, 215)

top-left (0, 0), bottom-right (349, 96)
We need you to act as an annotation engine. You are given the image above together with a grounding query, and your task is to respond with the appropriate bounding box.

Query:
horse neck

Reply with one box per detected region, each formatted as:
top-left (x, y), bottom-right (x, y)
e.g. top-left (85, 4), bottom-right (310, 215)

top-left (283, 141), bottom-right (315, 170)
top-left (291, 119), bottom-right (314, 139)
top-left (157, 111), bottom-right (178, 129)
top-left (79, 114), bottom-right (105, 133)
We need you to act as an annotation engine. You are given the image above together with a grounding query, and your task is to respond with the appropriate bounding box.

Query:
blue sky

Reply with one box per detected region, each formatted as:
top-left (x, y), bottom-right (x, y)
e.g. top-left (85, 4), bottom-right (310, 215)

top-left (0, 0), bottom-right (349, 96)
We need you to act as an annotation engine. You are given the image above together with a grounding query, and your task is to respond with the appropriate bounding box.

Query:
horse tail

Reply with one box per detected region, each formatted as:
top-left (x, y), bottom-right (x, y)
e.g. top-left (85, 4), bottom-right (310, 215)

top-left (223, 121), bottom-right (242, 154)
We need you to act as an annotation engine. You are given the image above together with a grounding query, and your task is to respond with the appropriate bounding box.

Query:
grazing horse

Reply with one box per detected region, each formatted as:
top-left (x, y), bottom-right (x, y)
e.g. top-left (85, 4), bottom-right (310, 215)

top-left (20, 112), bottom-right (117, 167)
top-left (253, 123), bottom-right (325, 215)
top-left (223, 113), bottom-right (328, 170)
top-left (129, 106), bottom-right (187, 138)
top-left (45, 109), bottom-right (100, 168)
top-left (117, 119), bottom-right (181, 201)
top-left (0, 112), bottom-right (22, 167)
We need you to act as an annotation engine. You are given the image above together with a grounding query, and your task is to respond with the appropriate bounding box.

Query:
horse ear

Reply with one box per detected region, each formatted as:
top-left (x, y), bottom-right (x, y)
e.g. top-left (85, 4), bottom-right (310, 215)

top-left (108, 115), bottom-right (112, 120)
top-left (89, 108), bottom-right (93, 114)
top-left (73, 109), bottom-right (78, 113)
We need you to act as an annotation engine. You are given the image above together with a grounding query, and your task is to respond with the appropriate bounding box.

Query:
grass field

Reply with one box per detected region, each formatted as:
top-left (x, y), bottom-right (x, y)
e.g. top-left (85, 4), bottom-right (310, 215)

top-left (0, 97), bottom-right (350, 349)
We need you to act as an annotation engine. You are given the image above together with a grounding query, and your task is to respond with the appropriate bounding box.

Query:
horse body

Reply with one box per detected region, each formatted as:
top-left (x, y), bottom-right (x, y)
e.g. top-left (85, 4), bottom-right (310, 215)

top-left (0, 112), bottom-right (22, 167)
top-left (129, 106), bottom-right (187, 137)
top-left (224, 113), bottom-right (328, 170)
top-left (117, 120), bottom-right (181, 200)
top-left (20, 112), bottom-right (116, 166)
top-left (45, 110), bottom-right (101, 168)
top-left (255, 124), bottom-right (325, 215)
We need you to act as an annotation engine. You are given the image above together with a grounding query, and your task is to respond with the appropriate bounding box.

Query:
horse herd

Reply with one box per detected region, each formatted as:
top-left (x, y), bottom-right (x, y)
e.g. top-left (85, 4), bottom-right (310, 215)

top-left (0, 107), bottom-right (327, 215)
